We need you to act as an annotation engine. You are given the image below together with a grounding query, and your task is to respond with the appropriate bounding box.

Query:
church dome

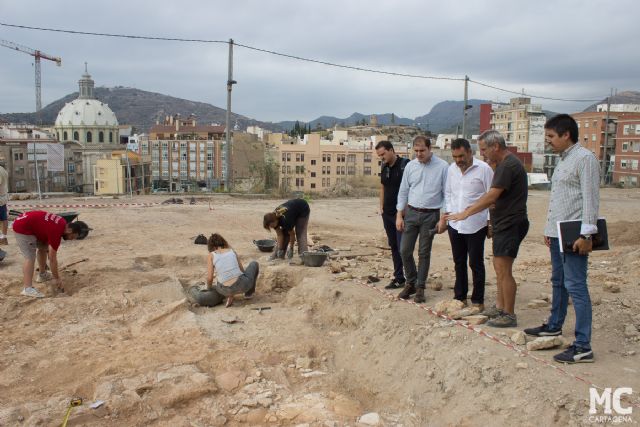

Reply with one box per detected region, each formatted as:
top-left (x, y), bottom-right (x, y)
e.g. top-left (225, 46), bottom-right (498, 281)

top-left (55, 99), bottom-right (119, 127)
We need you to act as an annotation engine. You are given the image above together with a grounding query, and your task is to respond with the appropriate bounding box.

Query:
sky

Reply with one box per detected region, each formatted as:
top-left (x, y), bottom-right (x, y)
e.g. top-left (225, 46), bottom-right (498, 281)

top-left (1, 0), bottom-right (639, 123)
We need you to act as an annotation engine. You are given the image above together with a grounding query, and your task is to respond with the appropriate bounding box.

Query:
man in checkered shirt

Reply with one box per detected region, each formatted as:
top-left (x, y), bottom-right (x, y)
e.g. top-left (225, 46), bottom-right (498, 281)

top-left (524, 114), bottom-right (600, 364)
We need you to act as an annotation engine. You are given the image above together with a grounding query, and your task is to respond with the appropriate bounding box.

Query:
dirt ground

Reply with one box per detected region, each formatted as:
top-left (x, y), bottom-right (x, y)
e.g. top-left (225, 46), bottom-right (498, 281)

top-left (0, 189), bottom-right (639, 426)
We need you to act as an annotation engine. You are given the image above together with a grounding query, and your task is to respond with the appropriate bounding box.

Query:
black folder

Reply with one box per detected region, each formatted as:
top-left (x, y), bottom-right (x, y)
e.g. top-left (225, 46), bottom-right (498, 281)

top-left (556, 218), bottom-right (609, 253)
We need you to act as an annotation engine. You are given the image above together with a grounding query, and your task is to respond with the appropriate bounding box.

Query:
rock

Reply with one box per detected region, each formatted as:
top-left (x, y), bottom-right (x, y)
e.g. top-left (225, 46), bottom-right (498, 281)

top-left (538, 293), bottom-right (552, 302)
top-left (329, 261), bottom-right (344, 274)
top-left (215, 371), bottom-right (246, 392)
top-left (358, 412), bottom-right (381, 425)
top-left (258, 397), bottom-right (273, 407)
top-left (296, 357), bottom-right (312, 369)
top-left (451, 306), bottom-right (481, 319)
top-left (516, 362), bottom-right (528, 369)
top-left (526, 336), bottom-right (564, 351)
top-left (511, 331), bottom-right (527, 345)
top-left (245, 408), bottom-right (267, 423)
top-left (462, 315), bottom-right (488, 325)
top-left (624, 324), bottom-right (640, 338)
top-left (241, 398), bottom-right (258, 407)
top-left (429, 281), bottom-right (443, 291)
top-left (603, 282), bottom-right (621, 293)
top-left (527, 299), bottom-right (550, 308)
top-left (434, 299), bottom-right (466, 315)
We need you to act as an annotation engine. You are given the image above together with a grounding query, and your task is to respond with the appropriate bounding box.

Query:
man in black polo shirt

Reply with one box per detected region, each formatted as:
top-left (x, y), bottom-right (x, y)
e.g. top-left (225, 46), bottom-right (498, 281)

top-left (375, 140), bottom-right (409, 289)
top-left (447, 130), bottom-right (528, 327)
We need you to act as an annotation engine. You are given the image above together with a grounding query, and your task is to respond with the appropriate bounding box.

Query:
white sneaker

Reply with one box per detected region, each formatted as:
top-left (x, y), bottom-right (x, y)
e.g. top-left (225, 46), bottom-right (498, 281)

top-left (35, 271), bottom-right (54, 283)
top-left (21, 287), bottom-right (45, 298)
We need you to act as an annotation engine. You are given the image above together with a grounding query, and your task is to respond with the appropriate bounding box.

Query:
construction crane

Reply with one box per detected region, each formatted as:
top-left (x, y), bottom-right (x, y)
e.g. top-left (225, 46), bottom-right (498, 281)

top-left (1, 38), bottom-right (61, 112)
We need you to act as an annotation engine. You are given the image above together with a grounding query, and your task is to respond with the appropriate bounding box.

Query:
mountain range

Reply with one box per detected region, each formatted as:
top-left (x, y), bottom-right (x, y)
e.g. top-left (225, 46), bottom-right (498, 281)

top-left (1, 88), bottom-right (638, 135)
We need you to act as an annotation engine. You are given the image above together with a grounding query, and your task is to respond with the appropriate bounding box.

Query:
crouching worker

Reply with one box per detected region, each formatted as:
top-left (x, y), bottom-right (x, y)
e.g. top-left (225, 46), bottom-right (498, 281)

top-left (206, 233), bottom-right (259, 307)
top-left (13, 211), bottom-right (90, 298)
top-left (263, 198), bottom-right (310, 260)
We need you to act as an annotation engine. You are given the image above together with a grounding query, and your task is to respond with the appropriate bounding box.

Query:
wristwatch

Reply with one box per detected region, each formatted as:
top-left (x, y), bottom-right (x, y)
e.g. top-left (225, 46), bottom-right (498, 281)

top-left (579, 234), bottom-right (592, 241)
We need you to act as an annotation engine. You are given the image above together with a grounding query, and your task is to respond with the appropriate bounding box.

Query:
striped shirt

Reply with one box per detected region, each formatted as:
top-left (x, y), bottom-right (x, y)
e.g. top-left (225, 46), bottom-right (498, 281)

top-left (544, 143), bottom-right (600, 237)
top-left (396, 155), bottom-right (448, 211)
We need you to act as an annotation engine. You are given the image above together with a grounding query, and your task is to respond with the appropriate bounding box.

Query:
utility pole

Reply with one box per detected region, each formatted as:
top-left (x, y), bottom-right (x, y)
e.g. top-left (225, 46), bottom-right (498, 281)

top-left (600, 88), bottom-right (613, 185)
top-left (225, 39), bottom-right (237, 191)
top-left (462, 75), bottom-right (469, 139)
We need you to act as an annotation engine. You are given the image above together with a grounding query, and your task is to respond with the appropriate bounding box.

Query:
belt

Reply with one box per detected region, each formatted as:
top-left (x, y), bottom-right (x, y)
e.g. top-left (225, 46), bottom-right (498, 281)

top-left (408, 205), bottom-right (439, 213)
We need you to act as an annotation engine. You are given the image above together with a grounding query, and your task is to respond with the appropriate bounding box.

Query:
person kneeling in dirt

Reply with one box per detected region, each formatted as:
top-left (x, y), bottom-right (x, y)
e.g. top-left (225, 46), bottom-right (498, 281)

top-left (12, 211), bottom-right (90, 298)
top-left (263, 198), bottom-right (310, 260)
top-left (206, 233), bottom-right (259, 307)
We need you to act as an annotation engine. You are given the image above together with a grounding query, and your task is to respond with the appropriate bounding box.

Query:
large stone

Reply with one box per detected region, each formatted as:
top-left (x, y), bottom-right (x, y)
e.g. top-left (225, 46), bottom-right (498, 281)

top-left (511, 331), bottom-right (527, 345)
top-left (451, 306), bottom-right (481, 319)
top-left (329, 261), bottom-right (344, 274)
top-left (603, 282), bottom-right (621, 293)
top-left (526, 336), bottom-right (563, 351)
top-left (527, 299), bottom-right (550, 308)
top-left (296, 356), bottom-right (312, 369)
top-left (358, 412), bottom-right (381, 425)
top-left (429, 281), bottom-right (443, 291)
top-left (434, 299), bottom-right (466, 315)
top-left (215, 371), bottom-right (246, 392)
top-left (462, 315), bottom-right (488, 325)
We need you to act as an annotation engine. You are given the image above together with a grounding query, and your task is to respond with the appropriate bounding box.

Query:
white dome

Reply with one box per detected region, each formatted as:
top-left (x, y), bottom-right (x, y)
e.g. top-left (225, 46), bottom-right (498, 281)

top-left (55, 99), bottom-right (119, 127)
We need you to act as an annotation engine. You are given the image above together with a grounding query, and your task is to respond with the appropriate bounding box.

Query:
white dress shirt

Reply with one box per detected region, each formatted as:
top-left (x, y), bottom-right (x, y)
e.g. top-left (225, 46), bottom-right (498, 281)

top-left (445, 157), bottom-right (494, 234)
top-left (396, 155), bottom-right (449, 212)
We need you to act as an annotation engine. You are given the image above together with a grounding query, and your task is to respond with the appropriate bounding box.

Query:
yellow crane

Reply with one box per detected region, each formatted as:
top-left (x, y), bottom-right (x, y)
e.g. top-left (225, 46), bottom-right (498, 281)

top-left (1, 38), bottom-right (61, 112)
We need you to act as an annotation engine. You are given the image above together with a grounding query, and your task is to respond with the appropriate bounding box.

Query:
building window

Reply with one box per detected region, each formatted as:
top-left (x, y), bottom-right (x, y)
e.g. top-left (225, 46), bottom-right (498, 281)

top-left (621, 159), bottom-right (628, 169)
top-left (295, 178), bottom-right (304, 187)
top-left (99, 131), bottom-right (104, 143)
top-left (63, 131), bottom-right (68, 140)
top-left (347, 165), bottom-right (356, 175)
top-left (311, 183), bottom-right (316, 189)
top-left (633, 160), bottom-right (639, 170)
top-left (634, 142), bottom-right (640, 153)
top-left (591, 134), bottom-right (596, 142)
top-left (347, 154), bottom-right (356, 163)
top-left (311, 172), bottom-right (316, 177)
top-left (109, 132), bottom-right (113, 143)
top-left (68, 163), bottom-right (75, 173)
top-left (622, 142), bottom-right (629, 152)
top-left (364, 166), bottom-right (371, 175)
top-left (585, 121), bottom-right (589, 128)
top-left (86, 131), bottom-right (92, 143)
top-left (73, 131), bottom-right (79, 141)
top-left (364, 153), bottom-right (372, 163)
top-left (311, 159), bottom-right (316, 165)
top-left (282, 165), bottom-right (286, 174)
top-left (322, 154), bottom-right (332, 162)
top-left (296, 153), bottom-right (305, 162)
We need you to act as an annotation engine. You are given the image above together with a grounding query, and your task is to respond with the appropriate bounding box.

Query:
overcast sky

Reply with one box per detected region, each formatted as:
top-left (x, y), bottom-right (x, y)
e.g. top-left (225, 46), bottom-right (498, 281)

top-left (1, 0), bottom-right (639, 123)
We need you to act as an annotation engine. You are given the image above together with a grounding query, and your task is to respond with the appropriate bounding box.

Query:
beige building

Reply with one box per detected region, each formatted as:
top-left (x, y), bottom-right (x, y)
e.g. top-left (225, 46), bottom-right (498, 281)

top-left (93, 151), bottom-right (151, 195)
top-left (277, 133), bottom-right (410, 193)
top-left (491, 97), bottom-right (546, 153)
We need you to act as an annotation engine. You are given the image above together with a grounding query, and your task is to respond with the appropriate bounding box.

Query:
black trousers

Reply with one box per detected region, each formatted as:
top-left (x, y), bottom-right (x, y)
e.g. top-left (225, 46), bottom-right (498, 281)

top-left (447, 225), bottom-right (487, 304)
top-left (382, 212), bottom-right (405, 283)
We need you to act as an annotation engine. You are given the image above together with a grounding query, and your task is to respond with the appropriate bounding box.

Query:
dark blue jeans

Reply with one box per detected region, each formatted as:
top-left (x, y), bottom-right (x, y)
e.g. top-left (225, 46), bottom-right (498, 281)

top-left (382, 212), bottom-right (405, 283)
top-left (547, 237), bottom-right (592, 349)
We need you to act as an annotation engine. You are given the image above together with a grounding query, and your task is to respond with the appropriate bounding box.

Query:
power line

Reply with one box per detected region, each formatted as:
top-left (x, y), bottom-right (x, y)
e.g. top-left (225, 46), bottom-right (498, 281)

top-left (0, 21), bottom-right (609, 102)
top-left (469, 78), bottom-right (604, 103)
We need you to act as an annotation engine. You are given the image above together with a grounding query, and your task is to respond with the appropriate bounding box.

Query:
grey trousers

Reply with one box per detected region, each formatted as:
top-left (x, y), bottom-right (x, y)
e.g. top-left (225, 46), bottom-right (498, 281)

top-left (400, 208), bottom-right (439, 289)
top-left (216, 261), bottom-right (259, 297)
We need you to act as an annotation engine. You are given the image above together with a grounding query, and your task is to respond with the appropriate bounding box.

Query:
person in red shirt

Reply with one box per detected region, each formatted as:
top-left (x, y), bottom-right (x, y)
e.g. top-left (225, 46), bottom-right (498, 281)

top-left (12, 211), bottom-right (90, 298)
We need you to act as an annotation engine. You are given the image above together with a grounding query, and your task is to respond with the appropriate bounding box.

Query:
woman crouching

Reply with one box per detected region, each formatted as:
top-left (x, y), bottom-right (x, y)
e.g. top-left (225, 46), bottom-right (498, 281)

top-left (206, 233), bottom-right (259, 307)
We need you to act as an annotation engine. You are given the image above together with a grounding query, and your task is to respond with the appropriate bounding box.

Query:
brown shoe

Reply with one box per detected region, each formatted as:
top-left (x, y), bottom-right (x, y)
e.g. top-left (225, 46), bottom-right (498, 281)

top-left (414, 288), bottom-right (426, 303)
top-left (398, 283), bottom-right (416, 300)
top-left (472, 303), bottom-right (485, 312)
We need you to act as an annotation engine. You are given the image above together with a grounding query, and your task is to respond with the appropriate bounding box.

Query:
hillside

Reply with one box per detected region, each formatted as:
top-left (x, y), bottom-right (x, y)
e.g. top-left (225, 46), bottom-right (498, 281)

top-left (583, 90), bottom-right (640, 111)
top-left (0, 87), bottom-right (277, 133)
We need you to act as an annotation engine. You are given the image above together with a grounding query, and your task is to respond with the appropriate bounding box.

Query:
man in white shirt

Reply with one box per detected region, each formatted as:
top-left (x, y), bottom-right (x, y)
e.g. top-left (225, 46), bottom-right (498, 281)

top-left (438, 139), bottom-right (494, 310)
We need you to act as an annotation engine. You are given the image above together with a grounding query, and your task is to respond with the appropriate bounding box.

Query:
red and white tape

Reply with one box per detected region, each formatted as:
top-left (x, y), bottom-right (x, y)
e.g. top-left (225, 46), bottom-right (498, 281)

top-left (9, 202), bottom-right (163, 209)
top-left (354, 279), bottom-right (640, 409)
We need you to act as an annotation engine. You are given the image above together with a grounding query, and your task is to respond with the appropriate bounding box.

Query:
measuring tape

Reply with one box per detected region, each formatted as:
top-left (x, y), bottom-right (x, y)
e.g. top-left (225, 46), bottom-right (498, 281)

top-left (60, 397), bottom-right (83, 427)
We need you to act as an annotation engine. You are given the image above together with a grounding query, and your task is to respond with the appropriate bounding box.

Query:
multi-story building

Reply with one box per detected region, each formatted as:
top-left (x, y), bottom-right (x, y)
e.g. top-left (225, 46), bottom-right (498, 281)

top-left (277, 133), bottom-right (410, 193)
top-left (93, 150), bottom-right (151, 195)
top-left (0, 124), bottom-right (84, 193)
top-left (490, 97), bottom-right (546, 154)
top-left (613, 116), bottom-right (640, 187)
top-left (145, 115), bottom-right (226, 191)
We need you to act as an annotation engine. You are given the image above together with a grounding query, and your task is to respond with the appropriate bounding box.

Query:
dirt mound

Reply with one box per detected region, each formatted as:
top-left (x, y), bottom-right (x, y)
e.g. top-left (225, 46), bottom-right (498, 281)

top-left (607, 220), bottom-right (639, 246)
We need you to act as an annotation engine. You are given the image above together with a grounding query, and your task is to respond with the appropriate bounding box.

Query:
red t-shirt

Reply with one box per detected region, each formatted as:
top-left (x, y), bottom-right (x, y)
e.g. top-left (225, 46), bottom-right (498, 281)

top-left (12, 211), bottom-right (67, 251)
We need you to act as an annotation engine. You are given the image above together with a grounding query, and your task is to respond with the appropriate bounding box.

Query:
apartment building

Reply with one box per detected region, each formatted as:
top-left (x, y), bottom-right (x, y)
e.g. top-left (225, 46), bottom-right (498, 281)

top-left (145, 115), bottom-right (225, 191)
top-left (613, 116), bottom-right (640, 187)
top-left (490, 97), bottom-right (546, 154)
top-left (277, 133), bottom-right (410, 193)
top-left (93, 150), bottom-right (151, 195)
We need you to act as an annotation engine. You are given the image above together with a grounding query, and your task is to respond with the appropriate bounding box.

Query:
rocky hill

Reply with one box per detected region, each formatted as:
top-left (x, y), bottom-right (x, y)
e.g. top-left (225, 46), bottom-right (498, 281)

top-left (583, 90), bottom-right (640, 112)
top-left (0, 87), bottom-right (276, 133)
